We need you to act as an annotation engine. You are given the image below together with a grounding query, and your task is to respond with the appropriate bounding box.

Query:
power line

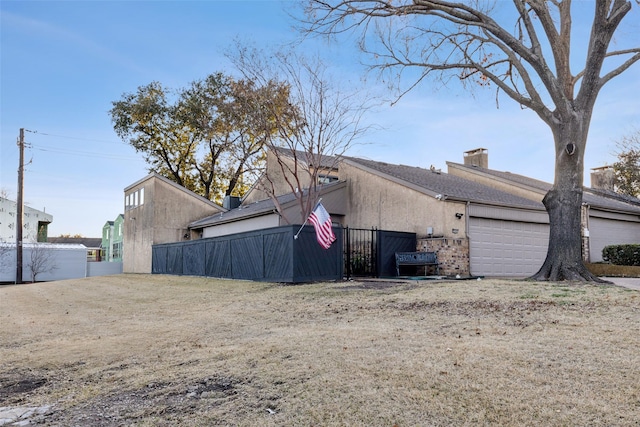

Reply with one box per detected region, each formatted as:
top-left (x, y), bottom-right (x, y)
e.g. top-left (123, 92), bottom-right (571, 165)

top-left (29, 144), bottom-right (141, 161)
top-left (24, 128), bottom-right (126, 145)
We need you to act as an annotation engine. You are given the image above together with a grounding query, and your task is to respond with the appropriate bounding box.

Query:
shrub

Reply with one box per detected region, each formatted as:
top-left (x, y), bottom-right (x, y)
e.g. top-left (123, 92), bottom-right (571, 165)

top-left (602, 244), bottom-right (640, 266)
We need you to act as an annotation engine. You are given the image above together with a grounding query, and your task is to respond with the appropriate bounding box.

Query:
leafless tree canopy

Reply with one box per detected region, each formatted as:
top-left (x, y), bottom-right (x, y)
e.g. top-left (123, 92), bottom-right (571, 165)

top-left (613, 128), bottom-right (640, 197)
top-left (27, 243), bottom-right (58, 283)
top-left (303, 1), bottom-right (639, 120)
top-left (228, 44), bottom-right (376, 221)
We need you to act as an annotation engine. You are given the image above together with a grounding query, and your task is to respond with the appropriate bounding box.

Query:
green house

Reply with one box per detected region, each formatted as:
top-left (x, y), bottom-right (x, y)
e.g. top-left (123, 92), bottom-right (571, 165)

top-left (102, 214), bottom-right (124, 262)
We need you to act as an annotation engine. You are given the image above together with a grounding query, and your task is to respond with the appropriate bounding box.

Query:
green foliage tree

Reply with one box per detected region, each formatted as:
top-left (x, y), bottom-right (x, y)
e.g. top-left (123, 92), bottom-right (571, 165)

top-left (111, 81), bottom-right (197, 190)
top-left (302, 0), bottom-right (640, 281)
top-left (110, 73), bottom-right (292, 203)
top-left (613, 129), bottom-right (640, 197)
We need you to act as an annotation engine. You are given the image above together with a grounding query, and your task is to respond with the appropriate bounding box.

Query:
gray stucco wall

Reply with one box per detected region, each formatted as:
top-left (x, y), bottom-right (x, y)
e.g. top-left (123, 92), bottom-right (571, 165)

top-left (340, 163), bottom-right (467, 239)
top-left (123, 175), bottom-right (223, 273)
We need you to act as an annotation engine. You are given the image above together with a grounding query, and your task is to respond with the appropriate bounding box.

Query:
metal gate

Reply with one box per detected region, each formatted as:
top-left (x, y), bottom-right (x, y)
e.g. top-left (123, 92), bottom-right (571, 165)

top-left (344, 227), bottom-right (416, 279)
top-left (344, 227), bottom-right (378, 278)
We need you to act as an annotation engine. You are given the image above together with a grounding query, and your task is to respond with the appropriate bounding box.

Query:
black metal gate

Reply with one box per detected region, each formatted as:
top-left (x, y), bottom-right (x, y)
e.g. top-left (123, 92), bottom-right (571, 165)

top-left (344, 227), bottom-right (416, 279)
top-left (344, 227), bottom-right (378, 278)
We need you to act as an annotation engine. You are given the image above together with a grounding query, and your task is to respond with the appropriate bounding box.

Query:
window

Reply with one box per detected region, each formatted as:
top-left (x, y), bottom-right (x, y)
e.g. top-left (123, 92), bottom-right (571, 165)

top-left (125, 188), bottom-right (145, 211)
top-left (318, 174), bottom-right (339, 184)
top-left (113, 242), bottom-right (122, 259)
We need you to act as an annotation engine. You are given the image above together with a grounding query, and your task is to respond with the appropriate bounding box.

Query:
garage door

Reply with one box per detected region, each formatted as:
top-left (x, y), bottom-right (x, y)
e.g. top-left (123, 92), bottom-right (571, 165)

top-left (589, 217), bottom-right (640, 262)
top-left (469, 217), bottom-right (549, 277)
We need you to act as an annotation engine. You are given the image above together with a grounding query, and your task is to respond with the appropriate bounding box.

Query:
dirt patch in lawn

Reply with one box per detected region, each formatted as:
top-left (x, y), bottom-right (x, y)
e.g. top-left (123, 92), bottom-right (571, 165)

top-left (1, 275), bottom-right (639, 426)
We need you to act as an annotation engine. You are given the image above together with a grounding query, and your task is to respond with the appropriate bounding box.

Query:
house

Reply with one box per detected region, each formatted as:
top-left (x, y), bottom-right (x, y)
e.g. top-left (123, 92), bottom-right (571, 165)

top-left (242, 147), bottom-right (340, 205)
top-left (446, 152), bottom-right (640, 265)
top-left (102, 214), bottom-right (124, 262)
top-left (47, 236), bottom-right (104, 262)
top-left (102, 220), bottom-right (115, 260)
top-left (0, 197), bottom-right (52, 243)
top-left (189, 148), bottom-right (640, 277)
top-left (124, 148), bottom-right (640, 278)
top-left (190, 181), bottom-right (347, 238)
top-left (123, 173), bottom-right (225, 273)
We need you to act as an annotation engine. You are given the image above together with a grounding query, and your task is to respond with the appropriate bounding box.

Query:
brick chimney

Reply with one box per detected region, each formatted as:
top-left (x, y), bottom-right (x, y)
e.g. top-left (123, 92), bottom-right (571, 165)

top-left (464, 148), bottom-right (488, 168)
top-left (590, 166), bottom-right (615, 191)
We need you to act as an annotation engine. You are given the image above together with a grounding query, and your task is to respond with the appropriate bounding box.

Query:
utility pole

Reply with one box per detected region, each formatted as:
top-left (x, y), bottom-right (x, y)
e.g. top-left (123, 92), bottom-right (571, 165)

top-left (16, 128), bottom-right (24, 284)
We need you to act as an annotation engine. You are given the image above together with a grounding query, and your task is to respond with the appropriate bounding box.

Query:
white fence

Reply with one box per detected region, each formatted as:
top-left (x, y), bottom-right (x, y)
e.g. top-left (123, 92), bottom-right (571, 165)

top-left (87, 261), bottom-right (123, 277)
top-left (0, 243), bottom-right (122, 283)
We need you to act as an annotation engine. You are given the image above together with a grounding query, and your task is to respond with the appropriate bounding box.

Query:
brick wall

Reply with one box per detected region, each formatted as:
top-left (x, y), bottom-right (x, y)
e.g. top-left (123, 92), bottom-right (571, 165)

top-left (417, 237), bottom-right (470, 276)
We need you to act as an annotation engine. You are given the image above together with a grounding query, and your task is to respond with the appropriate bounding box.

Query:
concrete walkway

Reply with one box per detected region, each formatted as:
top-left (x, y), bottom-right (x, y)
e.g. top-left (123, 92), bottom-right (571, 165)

top-left (0, 405), bottom-right (52, 426)
top-left (605, 277), bottom-right (640, 291)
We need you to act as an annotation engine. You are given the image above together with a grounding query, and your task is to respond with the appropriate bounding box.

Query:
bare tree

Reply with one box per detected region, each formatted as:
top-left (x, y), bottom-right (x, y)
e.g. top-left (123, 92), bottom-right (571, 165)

top-left (27, 243), bottom-right (58, 283)
top-left (302, 0), bottom-right (640, 281)
top-left (613, 128), bottom-right (640, 197)
top-left (229, 44), bottom-right (375, 222)
top-left (0, 243), bottom-right (12, 273)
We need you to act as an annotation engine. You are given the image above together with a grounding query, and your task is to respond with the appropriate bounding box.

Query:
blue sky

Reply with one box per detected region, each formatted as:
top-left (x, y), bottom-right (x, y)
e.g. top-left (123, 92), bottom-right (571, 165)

top-left (1, 1), bottom-right (639, 237)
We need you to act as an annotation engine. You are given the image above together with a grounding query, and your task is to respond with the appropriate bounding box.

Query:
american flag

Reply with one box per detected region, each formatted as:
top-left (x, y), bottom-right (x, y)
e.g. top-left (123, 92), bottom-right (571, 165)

top-left (308, 202), bottom-right (336, 249)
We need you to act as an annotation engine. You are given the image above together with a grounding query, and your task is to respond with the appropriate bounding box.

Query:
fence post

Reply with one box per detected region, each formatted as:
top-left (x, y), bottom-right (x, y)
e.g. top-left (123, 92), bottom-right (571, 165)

top-left (371, 227), bottom-right (377, 278)
top-left (344, 226), bottom-right (351, 280)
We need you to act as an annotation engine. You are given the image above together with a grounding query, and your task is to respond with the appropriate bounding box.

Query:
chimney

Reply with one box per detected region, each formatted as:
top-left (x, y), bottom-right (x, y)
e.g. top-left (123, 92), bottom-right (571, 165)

top-left (590, 166), bottom-right (615, 191)
top-left (223, 195), bottom-right (241, 210)
top-left (464, 148), bottom-right (488, 168)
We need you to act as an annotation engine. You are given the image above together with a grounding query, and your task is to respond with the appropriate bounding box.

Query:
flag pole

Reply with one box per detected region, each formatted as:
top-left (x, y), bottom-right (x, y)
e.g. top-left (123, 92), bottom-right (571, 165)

top-left (294, 198), bottom-right (322, 239)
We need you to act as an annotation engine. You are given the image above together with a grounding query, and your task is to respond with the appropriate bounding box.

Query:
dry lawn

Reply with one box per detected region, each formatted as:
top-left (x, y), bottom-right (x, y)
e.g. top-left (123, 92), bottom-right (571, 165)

top-left (1, 274), bottom-right (639, 426)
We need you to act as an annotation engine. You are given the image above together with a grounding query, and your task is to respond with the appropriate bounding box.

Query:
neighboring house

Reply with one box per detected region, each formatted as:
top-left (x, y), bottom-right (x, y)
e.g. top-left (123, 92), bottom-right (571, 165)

top-left (0, 197), bottom-right (52, 243)
top-left (102, 220), bottom-right (115, 261)
top-left (48, 237), bottom-right (104, 262)
top-left (102, 214), bottom-right (124, 262)
top-left (124, 148), bottom-right (640, 278)
top-left (123, 173), bottom-right (225, 273)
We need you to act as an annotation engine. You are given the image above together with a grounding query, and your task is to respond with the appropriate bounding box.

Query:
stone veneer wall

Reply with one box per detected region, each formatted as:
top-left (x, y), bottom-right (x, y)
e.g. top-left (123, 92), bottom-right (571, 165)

top-left (417, 236), bottom-right (470, 276)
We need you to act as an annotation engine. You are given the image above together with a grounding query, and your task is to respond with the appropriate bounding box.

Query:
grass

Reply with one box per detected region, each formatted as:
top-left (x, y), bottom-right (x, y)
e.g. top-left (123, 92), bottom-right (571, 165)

top-left (586, 262), bottom-right (640, 277)
top-left (1, 274), bottom-right (639, 426)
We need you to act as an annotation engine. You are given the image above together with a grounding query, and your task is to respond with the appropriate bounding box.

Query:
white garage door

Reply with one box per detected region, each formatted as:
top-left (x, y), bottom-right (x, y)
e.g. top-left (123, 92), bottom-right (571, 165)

top-left (469, 217), bottom-right (549, 277)
top-left (589, 217), bottom-right (640, 262)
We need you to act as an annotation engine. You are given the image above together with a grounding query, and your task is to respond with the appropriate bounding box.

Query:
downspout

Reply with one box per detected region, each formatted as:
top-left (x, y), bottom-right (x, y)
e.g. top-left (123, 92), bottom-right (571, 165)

top-left (582, 203), bottom-right (591, 263)
top-left (466, 201), bottom-right (471, 276)
top-left (465, 201), bottom-right (470, 239)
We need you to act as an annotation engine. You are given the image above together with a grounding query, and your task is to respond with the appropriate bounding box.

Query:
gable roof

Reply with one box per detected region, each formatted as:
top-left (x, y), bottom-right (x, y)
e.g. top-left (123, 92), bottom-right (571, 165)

top-left (125, 173), bottom-right (224, 212)
top-left (448, 161), bottom-right (640, 215)
top-left (190, 180), bottom-right (346, 229)
top-left (344, 157), bottom-right (544, 210)
top-left (271, 147), bottom-right (339, 170)
top-left (48, 237), bottom-right (103, 248)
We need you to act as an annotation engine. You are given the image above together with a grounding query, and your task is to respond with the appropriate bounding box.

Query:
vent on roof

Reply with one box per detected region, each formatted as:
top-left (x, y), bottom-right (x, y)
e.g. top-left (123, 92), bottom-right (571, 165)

top-left (590, 166), bottom-right (615, 191)
top-left (464, 148), bottom-right (488, 168)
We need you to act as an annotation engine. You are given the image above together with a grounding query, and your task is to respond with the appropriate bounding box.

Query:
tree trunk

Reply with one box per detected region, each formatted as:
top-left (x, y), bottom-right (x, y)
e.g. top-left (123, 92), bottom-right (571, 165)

top-left (529, 115), bottom-right (609, 283)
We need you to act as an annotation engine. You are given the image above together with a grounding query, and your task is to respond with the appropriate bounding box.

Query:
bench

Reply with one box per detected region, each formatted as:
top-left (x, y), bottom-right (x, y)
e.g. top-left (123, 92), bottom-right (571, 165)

top-left (395, 251), bottom-right (440, 276)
